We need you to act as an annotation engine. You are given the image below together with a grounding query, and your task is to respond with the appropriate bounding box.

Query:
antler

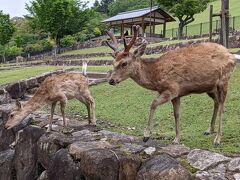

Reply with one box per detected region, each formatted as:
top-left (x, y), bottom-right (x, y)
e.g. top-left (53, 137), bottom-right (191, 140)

top-left (106, 29), bottom-right (119, 52)
top-left (124, 25), bottom-right (140, 52)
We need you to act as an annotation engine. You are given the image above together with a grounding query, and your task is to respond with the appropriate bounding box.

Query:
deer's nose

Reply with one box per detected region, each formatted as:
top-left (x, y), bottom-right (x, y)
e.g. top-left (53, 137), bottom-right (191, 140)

top-left (109, 79), bottom-right (115, 85)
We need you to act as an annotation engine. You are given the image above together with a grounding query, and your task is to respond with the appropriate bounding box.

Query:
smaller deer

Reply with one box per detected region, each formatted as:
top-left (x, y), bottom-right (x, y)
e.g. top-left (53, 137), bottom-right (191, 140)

top-left (5, 72), bottom-right (96, 132)
top-left (106, 25), bottom-right (236, 145)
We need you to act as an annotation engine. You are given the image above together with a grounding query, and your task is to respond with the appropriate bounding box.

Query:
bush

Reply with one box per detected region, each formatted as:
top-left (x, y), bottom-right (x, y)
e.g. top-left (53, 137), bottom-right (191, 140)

top-left (24, 43), bottom-right (43, 54)
top-left (40, 38), bottom-right (54, 51)
top-left (60, 35), bottom-right (77, 47)
top-left (5, 46), bottom-right (23, 56)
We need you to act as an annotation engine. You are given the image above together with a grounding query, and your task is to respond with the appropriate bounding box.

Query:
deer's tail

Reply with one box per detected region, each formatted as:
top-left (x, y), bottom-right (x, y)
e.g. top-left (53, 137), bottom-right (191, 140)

top-left (82, 61), bottom-right (88, 76)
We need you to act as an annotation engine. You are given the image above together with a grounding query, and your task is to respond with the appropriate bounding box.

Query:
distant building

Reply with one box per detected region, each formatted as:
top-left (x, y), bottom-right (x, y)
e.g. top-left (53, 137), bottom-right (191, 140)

top-left (102, 6), bottom-right (175, 38)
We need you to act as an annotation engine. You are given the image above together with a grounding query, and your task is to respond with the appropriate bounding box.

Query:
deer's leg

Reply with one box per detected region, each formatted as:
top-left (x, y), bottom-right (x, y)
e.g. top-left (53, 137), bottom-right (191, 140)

top-left (60, 97), bottom-right (67, 128)
top-left (47, 102), bottom-right (57, 132)
top-left (204, 92), bottom-right (219, 135)
top-left (214, 82), bottom-right (227, 146)
top-left (171, 97), bottom-right (181, 144)
top-left (143, 91), bottom-right (175, 142)
top-left (77, 90), bottom-right (96, 125)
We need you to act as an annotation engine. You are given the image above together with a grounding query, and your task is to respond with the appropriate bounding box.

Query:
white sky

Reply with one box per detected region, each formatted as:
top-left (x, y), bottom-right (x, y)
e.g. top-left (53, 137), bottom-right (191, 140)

top-left (0, 0), bottom-right (95, 18)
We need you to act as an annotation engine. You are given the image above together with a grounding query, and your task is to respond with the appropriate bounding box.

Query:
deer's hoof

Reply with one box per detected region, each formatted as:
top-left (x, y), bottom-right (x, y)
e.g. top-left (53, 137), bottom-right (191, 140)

top-left (203, 132), bottom-right (210, 136)
top-left (143, 137), bottom-right (149, 142)
top-left (214, 142), bottom-right (220, 147)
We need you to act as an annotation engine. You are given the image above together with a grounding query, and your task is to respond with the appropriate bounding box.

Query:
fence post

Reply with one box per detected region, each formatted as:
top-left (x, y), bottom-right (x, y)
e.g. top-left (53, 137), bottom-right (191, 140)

top-left (216, 20), bottom-right (218, 33)
top-left (233, 16), bottom-right (235, 31)
top-left (209, 5), bottom-right (213, 41)
top-left (172, 28), bottom-right (174, 37)
top-left (185, 26), bottom-right (188, 36)
top-left (200, 23), bottom-right (203, 36)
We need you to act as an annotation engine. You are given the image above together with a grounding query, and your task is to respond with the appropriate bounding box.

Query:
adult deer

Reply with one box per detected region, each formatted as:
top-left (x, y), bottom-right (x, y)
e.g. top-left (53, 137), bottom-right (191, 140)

top-left (5, 72), bottom-right (96, 132)
top-left (106, 25), bottom-right (236, 145)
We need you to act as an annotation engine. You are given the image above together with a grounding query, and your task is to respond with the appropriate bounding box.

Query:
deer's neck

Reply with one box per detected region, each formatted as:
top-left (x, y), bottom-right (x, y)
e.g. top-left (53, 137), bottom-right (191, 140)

top-left (21, 88), bottom-right (48, 116)
top-left (130, 59), bottom-right (159, 90)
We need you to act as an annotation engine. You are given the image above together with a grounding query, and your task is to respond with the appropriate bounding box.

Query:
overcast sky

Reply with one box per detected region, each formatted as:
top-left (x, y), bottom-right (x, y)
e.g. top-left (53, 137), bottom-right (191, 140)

top-left (0, 0), bottom-right (94, 18)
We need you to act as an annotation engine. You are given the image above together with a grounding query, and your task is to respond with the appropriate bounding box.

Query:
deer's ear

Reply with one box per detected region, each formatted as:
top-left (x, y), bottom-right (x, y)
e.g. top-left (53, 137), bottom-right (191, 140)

top-left (133, 43), bottom-right (147, 58)
top-left (15, 100), bottom-right (22, 110)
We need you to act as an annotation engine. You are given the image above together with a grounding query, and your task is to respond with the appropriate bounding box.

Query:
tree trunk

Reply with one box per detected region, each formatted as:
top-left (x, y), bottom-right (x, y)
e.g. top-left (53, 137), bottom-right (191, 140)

top-left (3, 53), bottom-right (6, 63)
top-left (54, 37), bottom-right (61, 56)
top-left (178, 21), bottom-right (184, 39)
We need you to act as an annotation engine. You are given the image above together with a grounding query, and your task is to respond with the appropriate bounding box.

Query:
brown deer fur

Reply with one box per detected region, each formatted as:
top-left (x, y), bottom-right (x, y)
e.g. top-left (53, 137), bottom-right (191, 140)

top-left (5, 73), bottom-right (96, 131)
top-left (106, 25), bottom-right (236, 145)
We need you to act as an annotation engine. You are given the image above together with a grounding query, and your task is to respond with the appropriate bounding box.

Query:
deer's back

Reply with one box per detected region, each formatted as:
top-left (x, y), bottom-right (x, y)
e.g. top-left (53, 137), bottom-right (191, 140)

top-left (143, 43), bottom-right (236, 94)
top-left (40, 73), bottom-right (88, 99)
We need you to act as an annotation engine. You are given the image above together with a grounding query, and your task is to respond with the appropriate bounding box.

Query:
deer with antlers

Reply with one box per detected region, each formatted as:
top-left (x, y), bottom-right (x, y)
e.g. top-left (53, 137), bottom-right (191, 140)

top-left (4, 72), bottom-right (96, 132)
top-left (106, 25), bottom-right (236, 145)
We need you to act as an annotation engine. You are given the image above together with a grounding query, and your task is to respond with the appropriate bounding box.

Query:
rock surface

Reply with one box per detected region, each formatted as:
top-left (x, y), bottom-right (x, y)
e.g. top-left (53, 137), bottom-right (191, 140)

top-left (136, 154), bottom-right (192, 180)
top-left (47, 149), bottom-right (83, 180)
top-left (80, 149), bottom-right (119, 180)
top-left (69, 140), bottom-right (112, 160)
top-left (187, 149), bottom-right (231, 170)
top-left (14, 126), bottom-right (44, 180)
top-left (228, 158), bottom-right (240, 172)
top-left (0, 149), bottom-right (15, 180)
top-left (160, 144), bottom-right (190, 158)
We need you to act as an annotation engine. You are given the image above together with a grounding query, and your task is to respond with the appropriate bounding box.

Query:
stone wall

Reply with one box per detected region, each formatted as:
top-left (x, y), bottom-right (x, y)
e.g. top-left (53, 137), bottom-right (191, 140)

top-left (1, 108), bottom-right (240, 180)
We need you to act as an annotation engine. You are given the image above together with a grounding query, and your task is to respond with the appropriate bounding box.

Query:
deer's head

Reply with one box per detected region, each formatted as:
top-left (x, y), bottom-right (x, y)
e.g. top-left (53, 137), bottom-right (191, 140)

top-left (106, 25), bottom-right (147, 85)
top-left (5, 100), bottom-right (24, 129)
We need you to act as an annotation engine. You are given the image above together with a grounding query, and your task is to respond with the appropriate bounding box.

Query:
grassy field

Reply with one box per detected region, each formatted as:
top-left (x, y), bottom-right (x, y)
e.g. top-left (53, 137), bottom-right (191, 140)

top-left (158, 0), bottom-right (240, 31)
top-left (0, 65), bottom-right (112, 85)
top-left (66, 64), bottom-right (240, 154)
top-left (61, 37), bottom-right (210, 55)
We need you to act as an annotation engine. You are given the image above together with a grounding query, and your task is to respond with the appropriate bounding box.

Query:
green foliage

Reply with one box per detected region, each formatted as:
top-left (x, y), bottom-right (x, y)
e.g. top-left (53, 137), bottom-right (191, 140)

top-left (14, 33), bottom-right (39, 48)
top-left (157, 0), bottom-right (210, 37)
top-left (74, 10), bottom-right (108, 42)
top-left (94, 0), bottom-right (114, 15)
top-left (5, 46), bottom-right (23, 56)
top-left (40, 38), bottom-right (54, 51)
top-left (0, 11), bottom-right (15, 46)
top-left (24, 43), bottom-right (43, 54)
top-left (60, 35), bottom-right (77, 47)
top-left (108, 0), bottom-right (157, 16)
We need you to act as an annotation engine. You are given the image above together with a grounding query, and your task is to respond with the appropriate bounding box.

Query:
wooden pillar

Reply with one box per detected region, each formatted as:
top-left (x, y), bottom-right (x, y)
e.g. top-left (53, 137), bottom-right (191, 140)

top-left (163, 22), bottom-right (166, 38)
top-left (142, 17), bottom-right (145, 36)
top-left (121, 20), bottom-right (124, 38)
top-left (209, 5), bottom-right (213, 42)
top-left (220, 0), bottom-right (229, 47)
top-left (153, 12), bottom-right (156, 34)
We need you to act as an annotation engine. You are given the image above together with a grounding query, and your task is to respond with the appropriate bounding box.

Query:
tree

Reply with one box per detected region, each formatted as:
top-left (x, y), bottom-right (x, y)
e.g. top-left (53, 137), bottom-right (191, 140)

top-left (0, 11), bottom-right (15, 62)
top-left (157, 0), bottom-right (210, 38)
top-left (95, 0), bottom-right (114, 15)
top-left (26, 0), bottom-right (89, 55)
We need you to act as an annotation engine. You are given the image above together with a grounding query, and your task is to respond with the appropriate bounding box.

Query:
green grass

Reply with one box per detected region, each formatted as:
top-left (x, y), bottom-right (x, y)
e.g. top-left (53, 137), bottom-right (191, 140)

top-left (61, 37), bottom-right (211, 56)
top-left (0, 65), bottom-right (112, 85)
top-left (67, 64), bottom-right (240, 154)
top-left (157, 0), bottom-right (240, 32)
top-left (229, 48), bottom-right (240, 53)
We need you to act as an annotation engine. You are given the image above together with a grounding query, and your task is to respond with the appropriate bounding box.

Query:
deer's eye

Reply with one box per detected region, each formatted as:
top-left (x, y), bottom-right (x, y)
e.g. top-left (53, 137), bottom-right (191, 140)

top-left (122, 62), bottom-right (127, 67)
top-left (10, 114), bottom-right (14, 118)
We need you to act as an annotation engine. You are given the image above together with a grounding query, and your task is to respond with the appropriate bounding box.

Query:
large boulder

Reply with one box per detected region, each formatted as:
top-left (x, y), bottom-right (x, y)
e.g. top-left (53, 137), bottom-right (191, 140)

top-left (5, 81), bottom-right (27, 99)
top-left (187, 149), bottom-right (231, 171)
top-left (118, 154), bottom-right (142, 180)
top-left (228, 158), bottom-right (240, 172)
top-left (15, 126), bottom-right (44, 180)
top-left (80, 148), bottom-right (119, 180)
top-left (69, 140), bottom-right (112, 160)
top-left (136, 154), bottom-right (191, 180)
top-left (47, 149), bottom-right (83, 180)
top-left (0, 149), bottom-right (15, 180)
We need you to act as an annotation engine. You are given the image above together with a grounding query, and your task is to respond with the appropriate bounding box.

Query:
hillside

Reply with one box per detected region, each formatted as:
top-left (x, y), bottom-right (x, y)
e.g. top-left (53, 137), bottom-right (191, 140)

top-left (165, 0), bottom-right (240, 29)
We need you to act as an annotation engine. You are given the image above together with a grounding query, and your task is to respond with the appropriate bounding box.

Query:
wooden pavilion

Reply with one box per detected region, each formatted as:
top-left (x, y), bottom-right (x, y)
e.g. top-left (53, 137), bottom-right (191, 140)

top-left (102, 6), bottom-right (175, 38)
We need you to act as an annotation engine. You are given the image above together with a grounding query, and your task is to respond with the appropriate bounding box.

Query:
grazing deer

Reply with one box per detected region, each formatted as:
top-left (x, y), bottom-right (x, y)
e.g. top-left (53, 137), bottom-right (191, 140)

top-left (106, 25), bottom-right (236, 145)
top-left (16, 55), bottom-right (25, 64)
top-left (5, 72), bottom-right (96, 132)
